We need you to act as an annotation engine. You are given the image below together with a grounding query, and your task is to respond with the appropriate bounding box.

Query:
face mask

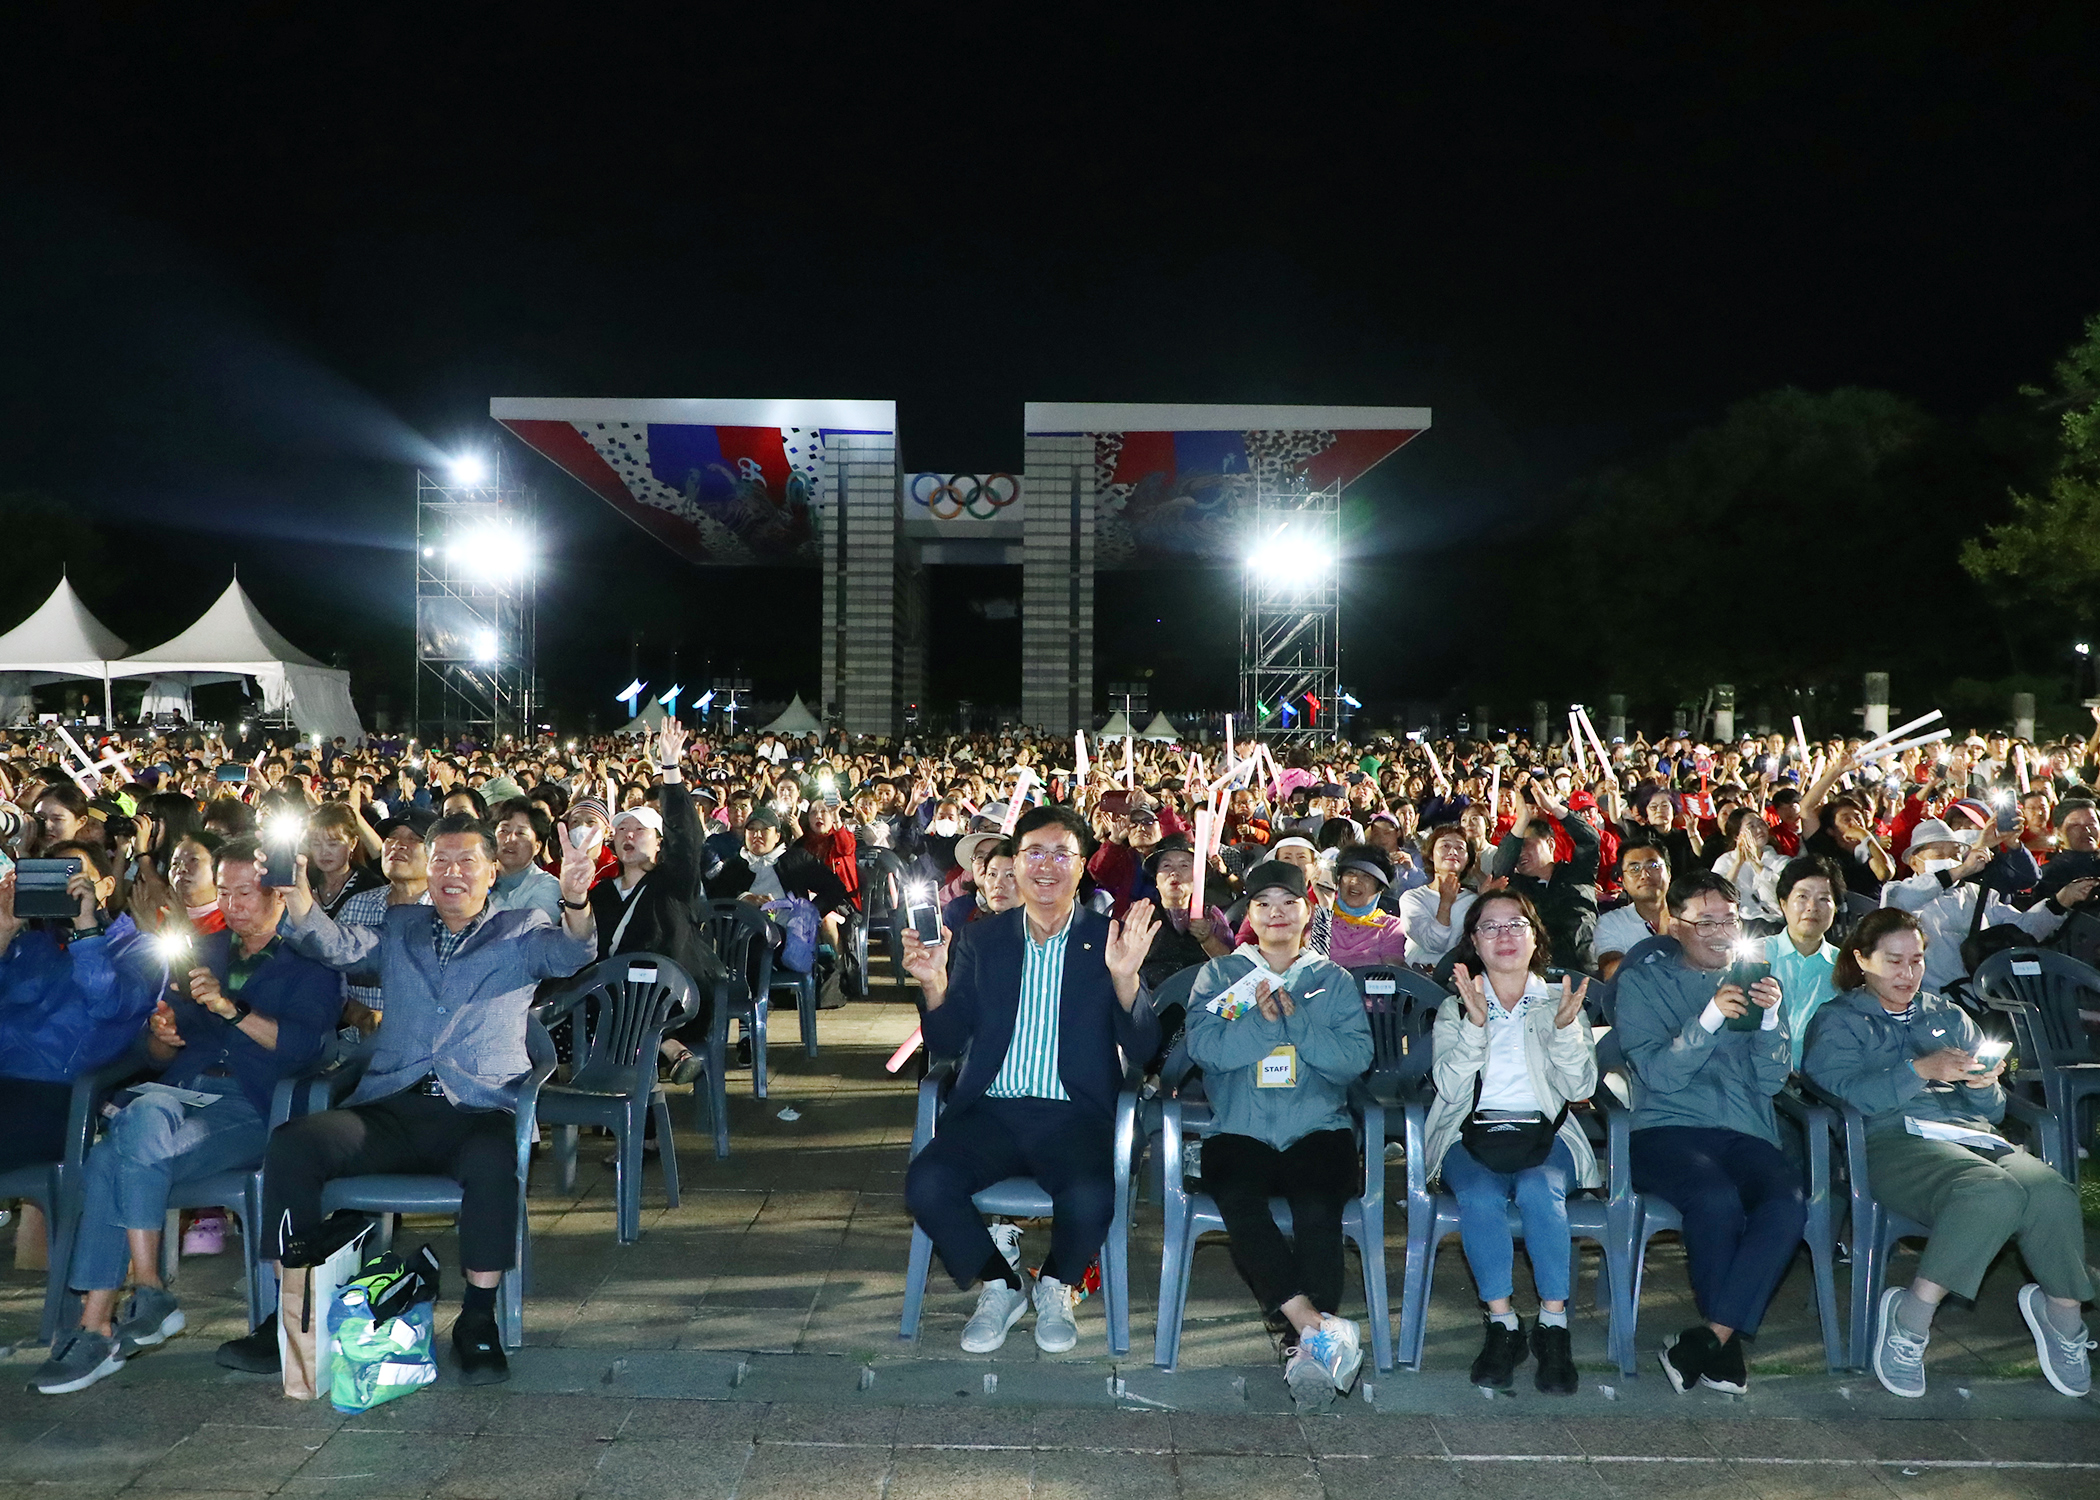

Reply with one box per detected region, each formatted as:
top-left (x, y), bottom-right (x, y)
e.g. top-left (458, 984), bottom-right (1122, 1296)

top-left (1334, 893), bottom-right (1380, 918)
top-left (1915, 857), bottom-right (1956, 876)
top-left (930, 818), bottom-right (958, 837)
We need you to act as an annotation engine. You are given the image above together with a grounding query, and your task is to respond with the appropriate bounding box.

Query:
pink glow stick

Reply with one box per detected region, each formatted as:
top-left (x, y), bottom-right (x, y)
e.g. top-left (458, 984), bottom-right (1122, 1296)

top-left (885, 1028), bottom-right (922, 1074)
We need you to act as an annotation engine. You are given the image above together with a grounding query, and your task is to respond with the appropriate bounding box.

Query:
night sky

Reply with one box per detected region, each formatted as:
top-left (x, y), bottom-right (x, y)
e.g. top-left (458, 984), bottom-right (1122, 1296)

top-left (3, 6), bottom-right (2095, 725)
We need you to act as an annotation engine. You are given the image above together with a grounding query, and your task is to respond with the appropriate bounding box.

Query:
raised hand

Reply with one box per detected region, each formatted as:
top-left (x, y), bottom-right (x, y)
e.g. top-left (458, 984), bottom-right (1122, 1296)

top-left (1554, 974), bottom-right (1589, 1029)
top-left (1452, 963), bottom-right (1491, 1027)
top-left (1105, 899), bottom-right (1159, 1007)
top-left (899, 922), bottom-right (951, 1006)
top-left (656, 717), bottom-right (688, 770)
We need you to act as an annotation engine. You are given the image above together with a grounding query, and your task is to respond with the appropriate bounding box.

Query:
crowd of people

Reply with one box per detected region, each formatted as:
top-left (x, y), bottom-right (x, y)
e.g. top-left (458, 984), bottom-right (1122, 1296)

top-left (3, 704), bottom-right (2097, 1407)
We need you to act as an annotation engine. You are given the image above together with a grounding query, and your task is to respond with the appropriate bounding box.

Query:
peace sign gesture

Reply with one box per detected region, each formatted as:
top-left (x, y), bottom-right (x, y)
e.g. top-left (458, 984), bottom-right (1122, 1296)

top-left (1553, 974), bottom-right (1589, 1030)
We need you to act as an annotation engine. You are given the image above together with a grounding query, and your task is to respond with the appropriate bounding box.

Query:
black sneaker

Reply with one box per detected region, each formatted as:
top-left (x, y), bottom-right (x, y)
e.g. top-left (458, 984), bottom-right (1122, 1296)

top-left (1469, 1316), bottom-right (1526, 1391)
top-left (451, 1311), bottom-right (510, 1385)
top-left (1700, 1333), bottom-right (1748, 1394)
top-left (1531, 1319), bottom-right (1577, 1395)
top-left (1659, 1325), bottom-right (1717, 1394)
top-left (215, 1314), bottom-right (281, 1374)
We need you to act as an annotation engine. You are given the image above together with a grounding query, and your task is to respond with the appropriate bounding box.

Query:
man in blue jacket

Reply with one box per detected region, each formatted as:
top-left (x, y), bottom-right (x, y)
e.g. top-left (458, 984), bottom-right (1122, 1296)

top-left (34, 837), bottom-right (339, 1396)
top-left (230, 812), bottom-right (597, 1385)
top-left (901, 805), bottom-right (1159, 1355)
top-left (1614, 870), bottom-right (1803, 1397)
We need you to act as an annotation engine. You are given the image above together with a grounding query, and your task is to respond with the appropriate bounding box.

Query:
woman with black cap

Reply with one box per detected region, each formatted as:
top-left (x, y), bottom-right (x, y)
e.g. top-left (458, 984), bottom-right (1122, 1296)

top-left (1183, 858), bottom-right (1372, 1407)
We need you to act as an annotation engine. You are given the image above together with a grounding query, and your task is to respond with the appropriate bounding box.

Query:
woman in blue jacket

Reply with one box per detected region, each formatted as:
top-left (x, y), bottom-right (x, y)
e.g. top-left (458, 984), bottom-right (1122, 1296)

top-left (1184, 859), bottom-right (1372, 1408)
top-left (1806, 907), bottom-right (2092, 1401)
top-left (0, 842), bottom-right (162, 1176)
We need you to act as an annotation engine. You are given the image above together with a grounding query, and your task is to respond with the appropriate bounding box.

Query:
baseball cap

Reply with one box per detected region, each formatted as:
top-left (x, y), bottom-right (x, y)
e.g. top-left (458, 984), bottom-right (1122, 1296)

top-left (1241, 859), bottom-right (1309, 901)
top-left (742, 806), bottom-right (781, 832)
top-left (614, 806), bottom-right (666, 834)
top-left (376, 808), bottom-right (438, 840)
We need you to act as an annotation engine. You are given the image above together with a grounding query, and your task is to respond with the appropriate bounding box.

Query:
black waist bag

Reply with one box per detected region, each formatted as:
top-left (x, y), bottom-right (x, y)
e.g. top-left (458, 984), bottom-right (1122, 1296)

top-left (1459, 1074), bottom-right (1569, 1174)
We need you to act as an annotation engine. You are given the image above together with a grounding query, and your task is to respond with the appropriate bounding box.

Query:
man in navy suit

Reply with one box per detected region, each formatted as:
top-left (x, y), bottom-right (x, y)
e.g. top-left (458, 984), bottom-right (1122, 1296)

top-left (902, 804), bottom-right (1159, 1354)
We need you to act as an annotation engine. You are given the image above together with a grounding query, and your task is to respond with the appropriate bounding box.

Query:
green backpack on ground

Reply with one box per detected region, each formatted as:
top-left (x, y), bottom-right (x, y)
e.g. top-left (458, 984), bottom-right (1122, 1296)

top-left (327, 1244), bottom-right (441, 1413)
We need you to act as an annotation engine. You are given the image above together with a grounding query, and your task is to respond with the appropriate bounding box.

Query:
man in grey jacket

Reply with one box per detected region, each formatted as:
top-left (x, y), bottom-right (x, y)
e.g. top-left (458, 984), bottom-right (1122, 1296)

top-left (1615, 870), bottom-right (1803, 1396)
top-left (228, 813), bottom-right (597, 1384)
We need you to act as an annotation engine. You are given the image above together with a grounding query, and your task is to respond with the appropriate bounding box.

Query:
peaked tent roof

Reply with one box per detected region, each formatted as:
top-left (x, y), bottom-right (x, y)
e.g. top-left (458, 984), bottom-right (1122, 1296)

top-left (1138, 711), bottom-right (1180, 741)
top-left (760, 694), bottom-right (821, 737)
top-left (1099, 710), bottom-right (1135, 739)
top-left (617, 699), bottom-right (669, 735)
top-left (111, 577), bottom-right (323, 671)
top-left (0, 575), bottom-right (128, 676)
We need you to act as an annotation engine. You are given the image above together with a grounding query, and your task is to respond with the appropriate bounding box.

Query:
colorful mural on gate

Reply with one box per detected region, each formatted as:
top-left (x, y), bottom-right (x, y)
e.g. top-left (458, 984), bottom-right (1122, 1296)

top-left (1081, 426), bottom-right (1426, 566)
top-left (490, 399), bottom-right (896, 567)
top-left (490, 400), bottom-right (1427, 568)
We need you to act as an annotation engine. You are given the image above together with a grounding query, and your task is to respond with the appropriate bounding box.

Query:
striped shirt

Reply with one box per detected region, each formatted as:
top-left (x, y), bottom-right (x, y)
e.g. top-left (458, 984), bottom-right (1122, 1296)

top-left (985, 905), bottom-right (1075, 1100)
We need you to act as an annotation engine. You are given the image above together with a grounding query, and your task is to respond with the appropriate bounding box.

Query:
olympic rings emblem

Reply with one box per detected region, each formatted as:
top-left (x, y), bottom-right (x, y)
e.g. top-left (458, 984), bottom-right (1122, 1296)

top-left (909, 472), bottom-right (1019, 521)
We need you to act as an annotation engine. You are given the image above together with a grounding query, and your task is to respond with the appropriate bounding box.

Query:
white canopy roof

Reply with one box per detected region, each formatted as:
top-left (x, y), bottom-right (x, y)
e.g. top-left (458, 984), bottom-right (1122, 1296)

top-left (617, 699), bottom-right (669, 735)
top-left (1139, 711), bottom-right (1180, 742)
top-left (111, 577), bottom-right (365, 743)
top-left (0, 575), bottom-right (128, 678)
top-left (760, 693), bottom-right (821, 737)
top-left (1099, 710), bottom-right (1134, 739)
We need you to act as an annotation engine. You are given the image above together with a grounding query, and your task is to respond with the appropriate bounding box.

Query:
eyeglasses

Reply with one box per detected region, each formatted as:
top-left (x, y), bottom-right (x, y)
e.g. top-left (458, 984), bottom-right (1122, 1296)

top-left (1019, 847), bottom-right (1079, 868)
top-left (1476, 920), bottom-right (1532, 939)
top-left (1621, 860), bottom-right (1667, 875)
top-left (1682, 916), bottom-right (1741, 934)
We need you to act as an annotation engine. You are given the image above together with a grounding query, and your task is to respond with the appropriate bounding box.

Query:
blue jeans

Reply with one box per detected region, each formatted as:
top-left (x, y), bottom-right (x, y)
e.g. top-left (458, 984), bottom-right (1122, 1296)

top-left (67, 1087), bottom-right (268, 1292)
top-left (1440, 1137), bottom-right (1578, 1304)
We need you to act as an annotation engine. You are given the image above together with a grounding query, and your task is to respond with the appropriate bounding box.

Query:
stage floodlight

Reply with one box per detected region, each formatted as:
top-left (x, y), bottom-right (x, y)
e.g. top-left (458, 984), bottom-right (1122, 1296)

top-left (1244, 523), bottom-right (1334, 588)
top-left (473, 631), bottom-right (499, 664)
top-left (448, 523), bottom-right (531, 580)
top-left (449, 454), bottom-right (488, 486)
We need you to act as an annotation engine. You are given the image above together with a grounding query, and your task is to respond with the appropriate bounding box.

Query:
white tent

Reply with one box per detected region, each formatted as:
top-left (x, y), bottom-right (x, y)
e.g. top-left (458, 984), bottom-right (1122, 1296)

top-left (110, 577), bottom-right (366, 743)
top-left (1099, 710), bottom-right (1135, 739)
top-left (617, 699), bottom-right (669, 736)
top-left (0, 575), bottom-right (128, 724)
top-left (759, 693), bottom-right (821, 737)
top-left (1139, 711), bottom-right (1180, 742)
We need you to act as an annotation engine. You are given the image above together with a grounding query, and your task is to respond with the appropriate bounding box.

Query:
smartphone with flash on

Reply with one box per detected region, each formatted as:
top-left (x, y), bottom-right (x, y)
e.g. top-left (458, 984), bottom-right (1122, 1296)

top-left (903, 881), bottom-right (942, 944)
top-left (1721, 940), bottom-right (1773, 1032)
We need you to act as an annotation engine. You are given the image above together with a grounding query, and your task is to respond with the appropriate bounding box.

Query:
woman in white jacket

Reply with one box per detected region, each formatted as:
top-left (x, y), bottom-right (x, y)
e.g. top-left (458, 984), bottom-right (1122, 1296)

top-left (1397, 826), bottom-right (1477, 971)
top-left (1711, 809), bottom-right (1787, 926)
top-left (1424, 891), bottom-right (1599, 1395)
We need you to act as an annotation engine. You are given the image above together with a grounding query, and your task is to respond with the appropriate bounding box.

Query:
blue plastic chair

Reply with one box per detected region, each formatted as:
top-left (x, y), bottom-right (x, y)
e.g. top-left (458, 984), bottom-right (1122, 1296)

top-left (311, 1019), bottom-right (557, 1351)
top-left (704, 900), bottom-right (777, 1103)
top-left (1152, 1080), bottom-right (1390, 1371)
top-left (1797, 1072), bottom-right (2066, 1370)
top-left (1599, 1078), bottom-right (1846, 1373)
top-left (1398, 1076), bottom-right (1635, 1375)
top-left (898, 1057), bottom-right (1140, 1356)
top-left (0, 1046), bottom-right (151, 1343)
top-left (535, 954), bottom-right (700, 1244)
top-left (1972, 947), bottom-right (2100, 1176)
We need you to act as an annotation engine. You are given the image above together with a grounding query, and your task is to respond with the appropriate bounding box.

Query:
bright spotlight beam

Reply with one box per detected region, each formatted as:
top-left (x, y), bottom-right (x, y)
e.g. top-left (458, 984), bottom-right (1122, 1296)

top-left (449, 454), bottom-right (488, 486)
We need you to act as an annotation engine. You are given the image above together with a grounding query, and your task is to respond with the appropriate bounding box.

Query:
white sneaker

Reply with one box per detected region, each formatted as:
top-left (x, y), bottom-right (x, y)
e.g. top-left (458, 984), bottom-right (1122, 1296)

top-left (1033, 1274), bottom-right (1079, 1353)
top-left (960, 1279), bottom-right (1029, 1355)
top-left (1298, 1313), bottom-right (1364, 1394)
top-left (1285, 1343), bottom-right (1338, 1408)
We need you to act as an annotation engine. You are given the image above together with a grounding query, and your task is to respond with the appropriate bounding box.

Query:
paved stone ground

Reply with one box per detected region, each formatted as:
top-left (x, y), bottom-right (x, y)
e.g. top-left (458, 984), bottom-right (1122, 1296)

top-left (4, 993), bottom-right (2096, 1498)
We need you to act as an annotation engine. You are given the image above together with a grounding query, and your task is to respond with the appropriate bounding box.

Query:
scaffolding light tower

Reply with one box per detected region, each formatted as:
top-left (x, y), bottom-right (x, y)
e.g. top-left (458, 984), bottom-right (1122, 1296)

top-left (414, 447), bottom-right (537, 747)
top-left (1239, 479), bottom-right (1342, 746)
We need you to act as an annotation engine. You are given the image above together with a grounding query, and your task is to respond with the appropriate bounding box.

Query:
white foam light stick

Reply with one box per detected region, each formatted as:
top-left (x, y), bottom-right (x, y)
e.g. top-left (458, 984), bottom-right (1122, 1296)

top-left (1223, 714), bottom-right (1234, 772)
top-left (1190, 810), bottom-right (1211, 915)
top-left (1865, 728), bottom-right (1951, 762)
top-left (1422, 739), bottom-right (1446, 785)
top-left (1856, 708), bottom-right (1943, 759)
top-left (1123, 731), bottom-right (1134, 789)
top-left (1792, 715), bottom-right (1809, 761)
top-left (1577, 706), bottom-right (1611, 777)
top-left (1567, 712), bottom-right (1586, 776)
top-left (999, 768), bottom-right (1035, 834)
top-left (1075, 731), bottom-right (1089, 785)
top-left (1488, 761), bottom-right (1501, 821)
